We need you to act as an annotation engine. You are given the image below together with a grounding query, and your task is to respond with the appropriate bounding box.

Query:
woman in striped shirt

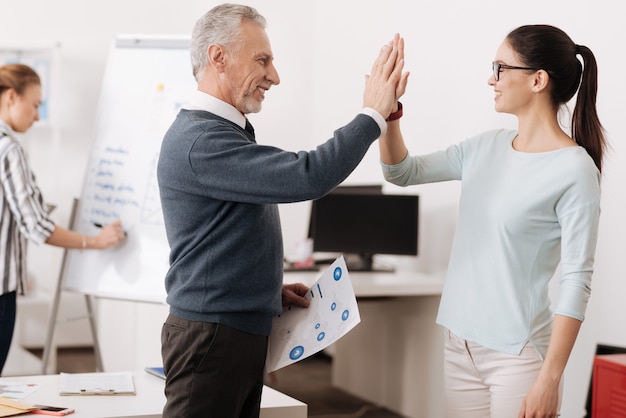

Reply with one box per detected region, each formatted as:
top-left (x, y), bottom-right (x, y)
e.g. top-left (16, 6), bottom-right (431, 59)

top-left (0, 63), bottom-right (126, 375)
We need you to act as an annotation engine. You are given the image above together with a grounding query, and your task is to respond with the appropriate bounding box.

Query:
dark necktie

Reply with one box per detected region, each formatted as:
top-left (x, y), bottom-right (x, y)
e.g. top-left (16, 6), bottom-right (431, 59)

top-left (244, 119), bottom-right (255, 137)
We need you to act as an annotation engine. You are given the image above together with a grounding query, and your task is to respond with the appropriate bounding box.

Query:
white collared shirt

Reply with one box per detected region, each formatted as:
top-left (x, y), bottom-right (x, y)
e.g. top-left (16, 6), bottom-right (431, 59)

top-left (184, 90), bottom-right (387, 136)
top-left (184, 91), bottom-right (249, 131)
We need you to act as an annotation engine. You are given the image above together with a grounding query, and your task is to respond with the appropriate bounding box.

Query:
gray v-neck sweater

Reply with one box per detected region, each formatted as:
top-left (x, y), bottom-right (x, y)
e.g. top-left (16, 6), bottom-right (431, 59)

top-left (157, 109), bottom-right (380, 336)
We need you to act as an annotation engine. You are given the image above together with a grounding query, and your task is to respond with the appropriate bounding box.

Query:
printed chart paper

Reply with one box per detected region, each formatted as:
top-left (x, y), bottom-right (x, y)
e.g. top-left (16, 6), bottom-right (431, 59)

top-left (267, 256), bottom-right (360, 372)
top-left (0, 381), bottom-right (39, 400)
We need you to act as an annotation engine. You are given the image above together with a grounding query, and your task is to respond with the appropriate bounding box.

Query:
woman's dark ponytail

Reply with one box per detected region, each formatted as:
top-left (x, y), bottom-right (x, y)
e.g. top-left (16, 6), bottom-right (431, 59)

top-left (507, 25), bottom-right (606, 172)
top-left (572, 44), bottom-right (606, 172)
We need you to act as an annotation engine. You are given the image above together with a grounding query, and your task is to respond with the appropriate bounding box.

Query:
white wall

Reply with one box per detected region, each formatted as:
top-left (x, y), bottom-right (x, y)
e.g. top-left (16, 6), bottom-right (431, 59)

top-left (2, 1), bottom-right (625, 416)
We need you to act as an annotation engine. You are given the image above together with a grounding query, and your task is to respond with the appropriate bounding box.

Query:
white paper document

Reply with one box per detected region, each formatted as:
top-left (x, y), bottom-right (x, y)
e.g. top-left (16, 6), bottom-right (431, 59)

top-left (59, 372), bottom-right (136, 395)
top-left (267, 256), bottom-right (360, 372)
top-left (0, 381), bottom-right (39, 400)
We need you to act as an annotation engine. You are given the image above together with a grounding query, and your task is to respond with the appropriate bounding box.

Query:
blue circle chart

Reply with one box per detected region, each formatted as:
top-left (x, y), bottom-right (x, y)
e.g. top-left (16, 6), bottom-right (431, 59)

top-left (289, 345), bottom-right (305, 360)
top-left (334, 267), bottom-right (342, 281)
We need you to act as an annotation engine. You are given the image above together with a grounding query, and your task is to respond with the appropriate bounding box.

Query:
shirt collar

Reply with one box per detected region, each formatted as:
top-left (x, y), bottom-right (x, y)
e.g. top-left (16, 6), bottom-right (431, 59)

top-left (184, 90), bottom-right (247, 130)
top-left (0, 120), bottom-right (15, 138)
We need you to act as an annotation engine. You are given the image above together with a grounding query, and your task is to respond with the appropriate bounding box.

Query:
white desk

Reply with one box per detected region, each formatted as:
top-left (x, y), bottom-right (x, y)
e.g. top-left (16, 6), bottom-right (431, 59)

top-left (285, 269), bottom-right (446, 418)
top-left (90, 268), bottom-right (444, 418)
top-left (0, 371), bottom-right (306, 418)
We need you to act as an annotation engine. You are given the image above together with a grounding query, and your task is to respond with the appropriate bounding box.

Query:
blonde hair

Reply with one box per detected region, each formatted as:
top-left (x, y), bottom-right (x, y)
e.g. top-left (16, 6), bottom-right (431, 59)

top-left (0, 63), bottom-right (41, 97)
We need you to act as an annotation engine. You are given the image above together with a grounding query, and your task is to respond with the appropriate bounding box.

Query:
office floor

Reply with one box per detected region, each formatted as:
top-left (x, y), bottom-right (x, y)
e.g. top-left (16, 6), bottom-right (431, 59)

top-left (30, 347), bottom-right (405, 418)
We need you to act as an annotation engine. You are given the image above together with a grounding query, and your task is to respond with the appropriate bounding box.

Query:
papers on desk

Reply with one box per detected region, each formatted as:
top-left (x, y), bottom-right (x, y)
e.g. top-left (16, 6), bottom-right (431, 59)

top-left (59, 372), bottom-right (136, 395)
top-left (267, 256), bottom-right (360, 372)
top-left (0, 381), bottom-right (39, 400)
top-left (0, 398), bottom-right (36, 417)
top-left (0, 382), bottom-right (39, 416)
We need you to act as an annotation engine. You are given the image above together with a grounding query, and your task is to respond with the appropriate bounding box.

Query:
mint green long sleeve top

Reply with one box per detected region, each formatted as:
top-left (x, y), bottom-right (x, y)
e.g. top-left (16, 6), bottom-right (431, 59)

top-left (381, 129), bottom-right (601, 357)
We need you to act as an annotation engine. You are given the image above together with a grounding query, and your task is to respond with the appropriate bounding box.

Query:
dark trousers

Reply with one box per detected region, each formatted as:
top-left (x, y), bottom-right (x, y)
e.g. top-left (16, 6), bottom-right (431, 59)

top-left (161, 313), bottom-right (268, 418)
top-left (0, 291), bottom-right (17, 375)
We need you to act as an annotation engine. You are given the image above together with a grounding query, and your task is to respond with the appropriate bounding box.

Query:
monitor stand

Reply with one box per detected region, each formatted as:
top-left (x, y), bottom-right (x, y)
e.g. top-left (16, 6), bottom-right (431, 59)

top-left (344, 253), bottom-right (395, 272)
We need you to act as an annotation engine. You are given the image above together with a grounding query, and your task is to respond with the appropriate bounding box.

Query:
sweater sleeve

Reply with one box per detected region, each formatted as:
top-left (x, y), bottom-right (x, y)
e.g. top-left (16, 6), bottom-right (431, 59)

top-left (380, 141), bottom-right (465, 187)
top-left (185, 113), bottom-right (381, 204)
top-left (553, 165), bottom-right (601, 321)
top-left (380, 129), bottom-right (517, 187)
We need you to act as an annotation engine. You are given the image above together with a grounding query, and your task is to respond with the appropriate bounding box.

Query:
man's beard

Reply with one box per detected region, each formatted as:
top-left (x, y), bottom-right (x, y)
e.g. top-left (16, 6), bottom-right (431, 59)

top-left (239, 92), bottom-right (262, 114)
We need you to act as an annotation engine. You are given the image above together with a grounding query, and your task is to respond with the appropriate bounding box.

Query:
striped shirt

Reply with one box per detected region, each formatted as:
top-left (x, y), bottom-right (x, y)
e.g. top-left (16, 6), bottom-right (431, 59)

top-left (0, 121), bottom-right (55, 295)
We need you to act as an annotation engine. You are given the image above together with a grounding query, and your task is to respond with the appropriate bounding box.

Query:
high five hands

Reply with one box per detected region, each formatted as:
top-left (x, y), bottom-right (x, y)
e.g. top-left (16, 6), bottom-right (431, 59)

top-left (364, 33), bottom-right (410, 119)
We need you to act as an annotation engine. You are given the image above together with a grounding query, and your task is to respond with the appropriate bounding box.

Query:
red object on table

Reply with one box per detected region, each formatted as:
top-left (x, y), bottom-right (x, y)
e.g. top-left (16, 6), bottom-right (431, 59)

top-left (592, 353), bottom-right (626, 416)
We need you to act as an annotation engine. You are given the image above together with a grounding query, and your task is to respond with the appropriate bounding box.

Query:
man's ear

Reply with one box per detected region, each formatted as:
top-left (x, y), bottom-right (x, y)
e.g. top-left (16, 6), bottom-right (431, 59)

top-left (531, 69), bottom-right (549, 93)
top-left (207, 44), bottom-right (226, 72)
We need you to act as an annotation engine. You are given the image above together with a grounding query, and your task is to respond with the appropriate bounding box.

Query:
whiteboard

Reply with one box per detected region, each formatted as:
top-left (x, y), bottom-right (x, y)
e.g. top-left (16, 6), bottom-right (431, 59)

top-left (63, 35), bottom-right (196, 303)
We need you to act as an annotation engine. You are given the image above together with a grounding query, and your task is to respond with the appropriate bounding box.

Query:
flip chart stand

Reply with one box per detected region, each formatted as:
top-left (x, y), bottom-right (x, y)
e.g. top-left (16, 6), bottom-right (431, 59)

top-left (41, 198), bottom-right (104, 374)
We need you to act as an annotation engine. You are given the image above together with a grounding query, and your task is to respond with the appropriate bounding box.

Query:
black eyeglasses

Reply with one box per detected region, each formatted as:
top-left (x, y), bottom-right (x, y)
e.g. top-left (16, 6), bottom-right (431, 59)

top-left (492, 62), bottom-right (538, 81)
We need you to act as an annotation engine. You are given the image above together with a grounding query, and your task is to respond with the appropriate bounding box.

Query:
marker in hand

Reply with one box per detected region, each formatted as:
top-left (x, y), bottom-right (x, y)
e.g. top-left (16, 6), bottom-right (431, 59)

top-left (93, 222), bottom-right (127, 236)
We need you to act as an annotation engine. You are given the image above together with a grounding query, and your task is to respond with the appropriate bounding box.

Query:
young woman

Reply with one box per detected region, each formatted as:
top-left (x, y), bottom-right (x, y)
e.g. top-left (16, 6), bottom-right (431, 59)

top-left (380, 26), bottom-right (606, 417)
top-left (0, 63), bottom-right (126, 375)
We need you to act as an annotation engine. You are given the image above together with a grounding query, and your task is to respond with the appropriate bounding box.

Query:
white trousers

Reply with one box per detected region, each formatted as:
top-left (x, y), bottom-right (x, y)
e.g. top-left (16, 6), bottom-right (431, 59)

top-left (443, 329), bottom-right (561, 418)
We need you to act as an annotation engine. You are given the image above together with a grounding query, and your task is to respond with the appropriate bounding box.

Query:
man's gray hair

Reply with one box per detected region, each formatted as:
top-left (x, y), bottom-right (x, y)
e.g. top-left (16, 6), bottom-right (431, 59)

top-left (190, 3), bottom-right (267, 81)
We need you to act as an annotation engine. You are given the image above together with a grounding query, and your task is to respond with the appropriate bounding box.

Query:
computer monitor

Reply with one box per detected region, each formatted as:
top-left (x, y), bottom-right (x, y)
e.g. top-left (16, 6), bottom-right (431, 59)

top-left (308, 189), bottom-right (419, 271)
top-left (324, 184), bottom-right (383, 195)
